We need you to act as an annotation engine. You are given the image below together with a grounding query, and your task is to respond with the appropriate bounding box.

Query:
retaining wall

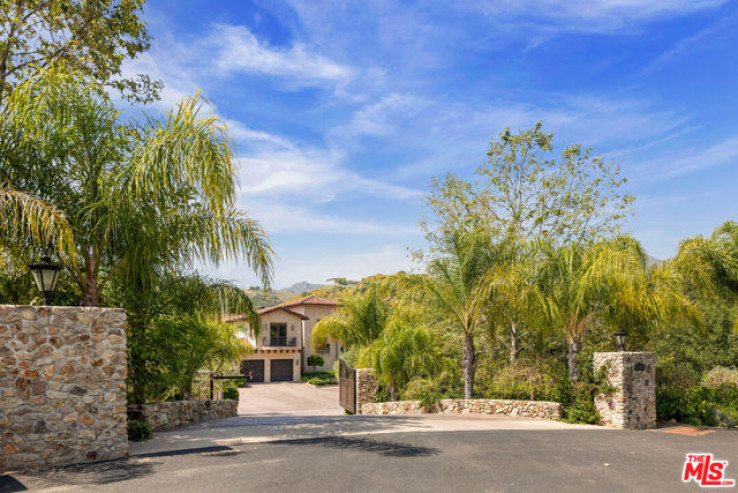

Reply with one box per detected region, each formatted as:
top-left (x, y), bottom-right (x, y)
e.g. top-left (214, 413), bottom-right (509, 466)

top-left (127, 400), bottom-right (237, 430)
top-left (362, 398), bottom-right (562, 419)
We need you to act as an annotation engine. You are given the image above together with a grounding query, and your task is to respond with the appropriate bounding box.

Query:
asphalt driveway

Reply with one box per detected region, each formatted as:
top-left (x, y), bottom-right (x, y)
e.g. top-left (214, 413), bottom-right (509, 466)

top-left (3, 426), bottom-right (737, 492)
top-left (237, 382), bottom-right (342, 416)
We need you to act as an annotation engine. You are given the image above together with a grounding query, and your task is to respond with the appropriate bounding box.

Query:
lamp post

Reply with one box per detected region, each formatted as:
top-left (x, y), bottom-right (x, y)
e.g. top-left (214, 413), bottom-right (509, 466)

top-left (28, 256), bottom-right (61, 305)
top-left (614, 329), bottom-right (627, 352)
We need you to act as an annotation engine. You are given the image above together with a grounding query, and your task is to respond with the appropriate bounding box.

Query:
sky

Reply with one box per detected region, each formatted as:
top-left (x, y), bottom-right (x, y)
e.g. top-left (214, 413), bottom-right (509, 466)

top-left (121, 0), bottom-right (738, 288)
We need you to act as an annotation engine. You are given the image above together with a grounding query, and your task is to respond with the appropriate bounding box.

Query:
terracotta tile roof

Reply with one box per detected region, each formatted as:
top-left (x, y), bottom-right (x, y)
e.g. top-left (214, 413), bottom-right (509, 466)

top-left (279, 295), bottom-right (340, 308)
top-left (257, 305), bottom-right (310, 320)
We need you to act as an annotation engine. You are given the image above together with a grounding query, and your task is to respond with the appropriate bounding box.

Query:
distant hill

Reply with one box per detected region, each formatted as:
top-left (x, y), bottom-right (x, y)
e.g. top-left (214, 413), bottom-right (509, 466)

top-left (244, 288), bottom-right (294, 308)
top-left (282, 281), bottom-right (325, 294)
top-left (646, 255), bottom-right (662, 268)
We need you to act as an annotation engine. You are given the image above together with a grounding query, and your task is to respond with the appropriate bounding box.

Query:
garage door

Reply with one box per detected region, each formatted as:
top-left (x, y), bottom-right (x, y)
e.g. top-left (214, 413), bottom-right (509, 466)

top-left (270, 359), bottom-right (293, 382)
top-left (241, 359), bottom-right (264, 382)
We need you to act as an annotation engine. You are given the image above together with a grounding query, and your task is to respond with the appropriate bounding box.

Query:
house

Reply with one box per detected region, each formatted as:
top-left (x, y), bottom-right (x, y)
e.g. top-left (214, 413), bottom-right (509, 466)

top-left (225, 296), bottom-right (341, 383)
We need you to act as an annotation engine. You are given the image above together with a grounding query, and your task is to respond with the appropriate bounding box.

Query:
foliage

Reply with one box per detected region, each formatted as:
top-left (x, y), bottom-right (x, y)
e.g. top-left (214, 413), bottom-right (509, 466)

top-left (127, 419), bottom-right (151, 442)
top-left (301, 371), bottom-right (336, 386)
top-left (364, 307), bottom-right (441, 399)
top-left (422, 122), bottom-right (633, 246)
top-left (657, 385), bottom-right (738, 428)
top-left (142, 317), bottom-right (249, 401)
top-left (0, 66), bottom-right (273, 307)
top-left (307, 355), bottom-right (325, 373)
top-left (312, 286), bottom-right (388, 351)
top-left (222, 379), bottom-right (245, 402)
top-left (0, 0), bottom-right (159, 107)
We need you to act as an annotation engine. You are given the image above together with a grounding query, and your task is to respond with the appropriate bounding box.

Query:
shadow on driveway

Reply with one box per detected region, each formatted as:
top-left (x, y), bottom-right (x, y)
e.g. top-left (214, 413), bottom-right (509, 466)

top-left (270, 435), bottom-right (440, 457)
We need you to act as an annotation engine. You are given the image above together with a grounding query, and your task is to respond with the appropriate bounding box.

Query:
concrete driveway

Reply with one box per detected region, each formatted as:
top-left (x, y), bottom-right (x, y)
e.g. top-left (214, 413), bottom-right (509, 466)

top-left (237, 382), bottom-right (342, 417)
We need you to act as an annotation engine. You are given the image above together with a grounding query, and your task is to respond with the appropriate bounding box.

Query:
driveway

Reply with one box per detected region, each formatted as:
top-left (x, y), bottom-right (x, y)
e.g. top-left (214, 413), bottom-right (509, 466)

top-left (237, 382), bottom-right (342, 417)
top-left (4, 426), bottom-right (737, 492)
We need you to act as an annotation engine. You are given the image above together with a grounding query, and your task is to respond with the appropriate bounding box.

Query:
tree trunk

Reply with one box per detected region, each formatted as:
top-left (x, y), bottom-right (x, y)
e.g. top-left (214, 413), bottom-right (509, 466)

top-left (463, 331), bottom-right (476, 399)
top-left (389, 380), bottom-right (398, 401)
top-left (509, 322), bottom-right (519, 363)
top-left (567, 336), bottom-right (581, 383)
top-left (81, 249), bottom-right (100, 307)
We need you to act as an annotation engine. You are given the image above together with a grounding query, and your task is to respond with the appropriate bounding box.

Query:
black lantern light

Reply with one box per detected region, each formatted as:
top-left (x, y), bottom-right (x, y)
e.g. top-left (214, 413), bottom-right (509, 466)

top-left (614, 329), bottom-right (627, 352)
top-left (28, 256), bottom-right (61, 305)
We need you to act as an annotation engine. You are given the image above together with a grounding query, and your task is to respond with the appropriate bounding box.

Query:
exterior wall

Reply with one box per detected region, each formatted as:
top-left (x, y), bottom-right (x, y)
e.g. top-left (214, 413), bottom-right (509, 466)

top-left (127, 400), bottom-right (237, 431)
top-left (356, 368), bottom-right (378, 415)
top-left (238, 311), bottom-right (302, 382)
top-left (292, 304), bottom-right (341, 372)
top-left (247, 311), bottom-right (304, 350)
top-left (594, 352), bottom-right (656, 429)
top-left (362, 399), bottom-right (562, 419)
top-left (0, 306), bottom-right (128, 473)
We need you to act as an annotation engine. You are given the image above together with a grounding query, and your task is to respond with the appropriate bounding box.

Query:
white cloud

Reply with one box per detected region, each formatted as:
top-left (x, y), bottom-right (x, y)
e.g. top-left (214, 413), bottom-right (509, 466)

top-left (207, 24), bottom-right (354, 88)
top-left (466, 0), bottom-right (726, 33)
top-left (652, 136), bottom-right (738, 178)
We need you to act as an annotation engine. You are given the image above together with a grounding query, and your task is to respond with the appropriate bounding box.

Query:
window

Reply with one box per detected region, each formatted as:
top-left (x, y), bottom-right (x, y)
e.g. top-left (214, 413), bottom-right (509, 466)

top-left (269, 323), bottom-right (287, 346)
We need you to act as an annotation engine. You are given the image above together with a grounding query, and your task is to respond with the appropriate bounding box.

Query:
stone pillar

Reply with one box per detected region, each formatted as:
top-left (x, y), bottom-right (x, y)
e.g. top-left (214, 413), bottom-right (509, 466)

top-left (355, 368), bottom-right (378, 415)
top-left (594, 352), bottom-right (656, 429)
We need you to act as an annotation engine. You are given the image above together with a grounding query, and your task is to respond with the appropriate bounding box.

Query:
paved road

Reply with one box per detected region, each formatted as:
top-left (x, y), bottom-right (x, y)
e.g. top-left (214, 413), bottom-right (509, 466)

top-left (237, 382), bottom-right (342, 417)
top-left (3, 426), bottom-right (737, 492)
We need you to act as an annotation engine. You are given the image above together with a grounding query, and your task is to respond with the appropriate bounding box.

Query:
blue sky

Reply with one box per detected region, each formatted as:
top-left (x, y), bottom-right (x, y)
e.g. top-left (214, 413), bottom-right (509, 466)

top-left (122, 0), bottom-right (738, 288)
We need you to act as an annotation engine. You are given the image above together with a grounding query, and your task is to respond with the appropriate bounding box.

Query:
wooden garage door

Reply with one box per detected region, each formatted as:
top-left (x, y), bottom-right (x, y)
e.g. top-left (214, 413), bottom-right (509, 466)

top-left (270, 359), bottom-right (293, 382)
top-left (241, 359), bottom-right (264, 382)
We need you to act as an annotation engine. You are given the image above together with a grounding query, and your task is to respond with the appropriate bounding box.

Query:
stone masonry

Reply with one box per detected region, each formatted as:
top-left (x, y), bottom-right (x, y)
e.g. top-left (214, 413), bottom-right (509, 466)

top-left (361, 399), bottom-right (562, 419)
top-left (127, 400), bottom-right (237, 431)
top-left (0, 306), bottom-right (128, 473)
top-left (355, 368), bottom-right (378, 415)
top-left (594, 352), bottom-right (656, 429)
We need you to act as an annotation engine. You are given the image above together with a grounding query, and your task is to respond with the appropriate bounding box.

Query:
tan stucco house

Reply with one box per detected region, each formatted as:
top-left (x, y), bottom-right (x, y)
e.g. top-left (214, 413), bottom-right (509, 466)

top-left (225, 296), bottom-right (341, 383)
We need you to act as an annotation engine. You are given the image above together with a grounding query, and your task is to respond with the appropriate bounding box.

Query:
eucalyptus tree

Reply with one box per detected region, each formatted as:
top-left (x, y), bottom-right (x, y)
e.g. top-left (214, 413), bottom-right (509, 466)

top-left (422, 122), bottom-right (634, 247)
top-left (0, 66), bottom-right (273, 307)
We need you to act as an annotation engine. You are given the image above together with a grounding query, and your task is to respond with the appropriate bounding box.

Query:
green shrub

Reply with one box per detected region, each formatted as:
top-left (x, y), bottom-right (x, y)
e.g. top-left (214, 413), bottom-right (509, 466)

top-left (127, 419), bottom-right (151, 442)
top-left (307, 355), bottom-right (325, 372)
top-left (657, 384), bottom-right (738, 427)
top-left (222, 379), bottom-right (245, 402)
top-left (402, 378), bottom-right (437, 400)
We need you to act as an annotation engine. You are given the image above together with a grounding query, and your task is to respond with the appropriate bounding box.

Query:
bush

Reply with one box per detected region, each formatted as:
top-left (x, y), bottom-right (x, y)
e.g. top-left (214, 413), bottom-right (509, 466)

top-left (222, 379), bottom-right (245, 402)
top-left (307, 354), bottom-right (325, 372)
top-left (223, 387), bottom-right (240, 401)
top-left (657, 384), bottom-right (738, 427)
top-left (127, 419), bottom-right (151, 442)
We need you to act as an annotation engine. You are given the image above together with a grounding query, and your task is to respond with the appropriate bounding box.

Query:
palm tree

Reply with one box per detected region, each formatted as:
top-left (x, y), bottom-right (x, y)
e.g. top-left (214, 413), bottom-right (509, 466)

top-left (531, 236), bottom-right (705, 383)
top-left (0, 188), bottom-right (76, 262)
top-left (0, 66), bottom-right (273, 306)
top-left (311, 287), bottom-right (388, 352)
top-left (366, 307), bottom-right (440, 400)
top-left (407, 232), bottom-right (502, 399)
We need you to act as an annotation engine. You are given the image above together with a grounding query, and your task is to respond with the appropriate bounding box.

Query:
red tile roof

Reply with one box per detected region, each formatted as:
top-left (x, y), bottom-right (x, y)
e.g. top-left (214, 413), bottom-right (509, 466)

top-left (257, 305), bottom-right (310, 320)
top-left (279, 295), bottom-right (340, 308)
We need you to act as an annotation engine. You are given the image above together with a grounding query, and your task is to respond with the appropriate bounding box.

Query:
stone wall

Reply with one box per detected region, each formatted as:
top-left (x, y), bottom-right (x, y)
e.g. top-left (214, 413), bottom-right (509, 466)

top-left (362, 399), bottom-right (562, 419)
top-left (355, 368), bottom-right (378, 415)
top-left (127, 400), bottom-right (237, 431)
top-left (0, 306), bottom-right (128, 473)
top-left (594, 352), bottom-right (656, 429)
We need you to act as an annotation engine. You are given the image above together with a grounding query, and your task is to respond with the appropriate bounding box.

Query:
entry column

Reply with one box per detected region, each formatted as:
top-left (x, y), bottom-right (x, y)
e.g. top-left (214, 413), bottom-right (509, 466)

top-left (594, 352), bottom-right (656, 429)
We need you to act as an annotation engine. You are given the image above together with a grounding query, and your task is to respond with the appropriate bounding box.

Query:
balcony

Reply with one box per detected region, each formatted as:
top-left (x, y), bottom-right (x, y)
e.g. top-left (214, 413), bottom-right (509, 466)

top-left (262, 336), bottom-right (298, 348)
